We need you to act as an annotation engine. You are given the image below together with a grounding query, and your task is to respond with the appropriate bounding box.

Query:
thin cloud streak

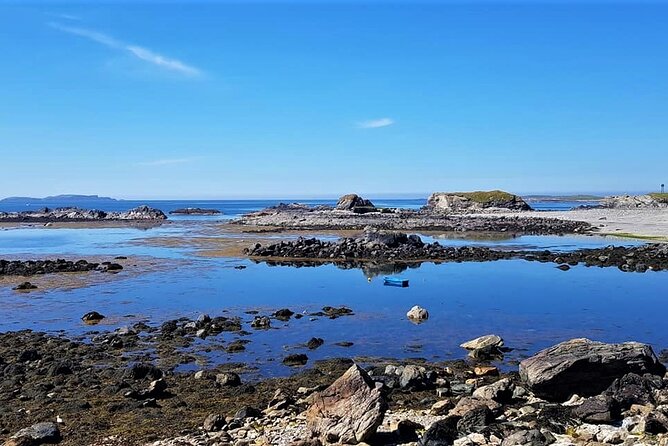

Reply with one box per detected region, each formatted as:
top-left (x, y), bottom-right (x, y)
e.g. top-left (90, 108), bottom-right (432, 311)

top-left (136, 158), bottom-right (196, 167)
top-left (47, 13), bottom-right (82, 21)
top-left (49, 22), bottom-right (202, 77)
top-left (357, 118), bottom-right (395, 129)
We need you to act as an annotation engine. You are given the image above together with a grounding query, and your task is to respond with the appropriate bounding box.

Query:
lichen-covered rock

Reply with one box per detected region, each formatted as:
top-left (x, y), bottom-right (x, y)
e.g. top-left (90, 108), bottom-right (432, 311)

top-left (427, 190), bottom-right (531, 212)
top-left (335, 194), bottom-right (375, 212)
top-left (519, 338), bottom-right (666, 401)
top-left (306, 364), bottom-right (387, 444)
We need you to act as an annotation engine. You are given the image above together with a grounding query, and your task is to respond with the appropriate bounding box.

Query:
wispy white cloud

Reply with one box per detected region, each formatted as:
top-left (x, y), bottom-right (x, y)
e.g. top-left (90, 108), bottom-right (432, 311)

top-left (357, 118), bottom-right (395, 129)
top-left (136, 158), bottom-right (197, 167)
top-left (49, 22), bottom-right (202, 78)
top-left (47, 13), bottom-right (82, 21)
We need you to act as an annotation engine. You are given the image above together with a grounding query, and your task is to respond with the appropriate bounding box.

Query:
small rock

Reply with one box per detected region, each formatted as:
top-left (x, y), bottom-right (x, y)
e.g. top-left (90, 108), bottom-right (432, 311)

top-left (216, 372), bottom-right (241, 387)
top-left (406, 305), bottom-right (429, 323)
top-left (203, 413), bottom-right (226, 432)
top-left (81, 311), bottom-right (105, 324)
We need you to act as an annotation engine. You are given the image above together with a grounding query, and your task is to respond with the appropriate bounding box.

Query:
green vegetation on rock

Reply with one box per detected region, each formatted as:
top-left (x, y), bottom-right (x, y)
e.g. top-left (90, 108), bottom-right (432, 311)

top-left (452, 190), bottom-right (516, 204)
top-left (649, 193), bottom-right (668, 203)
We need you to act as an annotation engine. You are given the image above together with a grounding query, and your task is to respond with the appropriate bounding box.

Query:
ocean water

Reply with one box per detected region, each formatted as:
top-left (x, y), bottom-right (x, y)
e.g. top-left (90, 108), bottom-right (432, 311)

top-left (0, 211), bottom-right (661, 377)
top-left (0, 197), bottom-right (593, 217)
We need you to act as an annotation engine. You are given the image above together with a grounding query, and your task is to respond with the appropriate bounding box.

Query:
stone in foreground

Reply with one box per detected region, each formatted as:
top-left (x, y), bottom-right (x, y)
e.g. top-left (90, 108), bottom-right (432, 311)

top-left (7, 422), bottom-right (61, 446)
top-left (519, 338), bottom-right (666, 401)
top-left (306, 364), bottom-right (387, 444)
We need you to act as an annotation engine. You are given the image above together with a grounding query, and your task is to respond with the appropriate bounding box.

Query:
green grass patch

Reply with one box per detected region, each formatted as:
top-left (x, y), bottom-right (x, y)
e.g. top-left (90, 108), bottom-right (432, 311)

top-left (605, 232), bottom-right (668, 242)
top-left (649, 193), bottom-right (668, 203)
top-left (451, 190), bottom-right (516, 204)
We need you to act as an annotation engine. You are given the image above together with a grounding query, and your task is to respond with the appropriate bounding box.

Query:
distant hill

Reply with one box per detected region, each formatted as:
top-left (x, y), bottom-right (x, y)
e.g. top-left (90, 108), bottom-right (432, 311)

top-left (0, 194), bottom-right (120, 205)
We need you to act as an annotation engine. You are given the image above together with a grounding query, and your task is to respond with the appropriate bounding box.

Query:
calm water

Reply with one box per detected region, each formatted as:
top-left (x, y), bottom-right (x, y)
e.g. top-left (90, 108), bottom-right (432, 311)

top-left (0, 210), bottom-right (662, 377)
top-left (0, 197), bottom-right (596, 216)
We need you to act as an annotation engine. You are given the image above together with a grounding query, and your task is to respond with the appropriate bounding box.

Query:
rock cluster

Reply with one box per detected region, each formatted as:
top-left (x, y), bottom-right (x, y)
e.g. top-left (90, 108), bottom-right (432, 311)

top-left (245, 232), bottom-right (514, 263)
top-left (0, 259), bottom-right (122, 276)
top-left (600, 194), bottom-right (668, 209)
top-left (0, 205), bottom-right (166, 222)
top-left (245, 232), bottom-right (668, 272)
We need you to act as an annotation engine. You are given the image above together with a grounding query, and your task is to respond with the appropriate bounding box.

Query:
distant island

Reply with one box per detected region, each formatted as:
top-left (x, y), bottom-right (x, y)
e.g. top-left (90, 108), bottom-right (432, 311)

top-left (522, 194), bottom-right (604, 202)
top-left (0, 194), bottom-right (120, 205)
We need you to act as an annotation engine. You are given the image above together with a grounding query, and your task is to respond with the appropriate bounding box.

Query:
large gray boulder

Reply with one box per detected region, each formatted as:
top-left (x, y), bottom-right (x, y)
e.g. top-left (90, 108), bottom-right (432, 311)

top-left (306, 364), bottom-right (387, 444)
top-left (519, 338), bottom-right (666, 401)
top-left (335, 194), bottom-right (375, 212)
top-left (427, 190), bottom-right (531, 212)
top-left (7, 422), bottom-right (61, 445)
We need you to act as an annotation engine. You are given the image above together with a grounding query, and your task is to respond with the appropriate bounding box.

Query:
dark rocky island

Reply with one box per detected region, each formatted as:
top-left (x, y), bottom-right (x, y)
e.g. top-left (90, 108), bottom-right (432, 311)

top-left (169, 207), bottom-right (222, 215)
top-left (245, 229), bottom-right (668, 272)
top-left (0, 259), bottom-right (123, 276)
top-left (0, 205), bottom-right (167, 222)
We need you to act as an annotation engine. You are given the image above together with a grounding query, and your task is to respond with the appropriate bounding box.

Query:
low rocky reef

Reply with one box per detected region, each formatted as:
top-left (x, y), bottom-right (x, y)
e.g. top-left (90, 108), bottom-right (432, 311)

top-left (0, 205), bottom-right (166, 222)
top-left (245, 230), bottom-right (668, 272)
top-left (598, 194), bottom-right (668, 209)
top-left (236, 194), bottom-right (588, 234)
top-left (3, 327), bottom-right (668, 446)
top-left (426, 190), bottom-right (532, 213)
top-left (168, 208), bottom-right (221, 215)
top-left (0, 258), bottom-right (123, 277)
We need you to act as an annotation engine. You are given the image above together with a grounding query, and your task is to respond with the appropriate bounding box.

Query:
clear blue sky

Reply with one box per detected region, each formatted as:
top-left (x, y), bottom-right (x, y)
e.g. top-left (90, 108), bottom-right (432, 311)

top-left (1, 1), bottom-right (667, 199)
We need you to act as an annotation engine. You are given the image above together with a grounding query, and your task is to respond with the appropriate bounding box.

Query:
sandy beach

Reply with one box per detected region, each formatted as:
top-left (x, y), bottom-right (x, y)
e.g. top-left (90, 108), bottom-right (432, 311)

top-left (491, 208), bottom-right (668, 241)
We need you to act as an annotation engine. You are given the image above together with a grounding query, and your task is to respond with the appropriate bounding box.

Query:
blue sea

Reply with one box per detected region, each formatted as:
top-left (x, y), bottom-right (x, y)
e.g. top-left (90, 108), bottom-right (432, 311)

top-left (2, 197), bottom-right (664, 378)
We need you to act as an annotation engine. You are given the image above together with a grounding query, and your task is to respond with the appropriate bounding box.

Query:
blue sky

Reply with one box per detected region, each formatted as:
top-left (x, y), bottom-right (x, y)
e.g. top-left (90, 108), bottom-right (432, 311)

top-left (1, 1), bottom-right (667, 199)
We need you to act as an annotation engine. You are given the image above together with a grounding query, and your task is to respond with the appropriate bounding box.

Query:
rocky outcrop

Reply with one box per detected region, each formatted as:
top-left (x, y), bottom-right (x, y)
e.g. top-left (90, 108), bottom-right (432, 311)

top-left (426, 190), bottom-right (531, 213)
top-left (169, 208), bottom-right (221, 215)
top-left (0, 259), bottom-right (122, 276)
top-left (600, 194), bottom-right (668, 209)
top-left (0, 205), bottom-right (166, 222)
top-left (306, 364), bottom-right (387, 444)
top-left (519, 338), bottom-right (666, 401)
top-left (335, 194), bottom-right (376, 213)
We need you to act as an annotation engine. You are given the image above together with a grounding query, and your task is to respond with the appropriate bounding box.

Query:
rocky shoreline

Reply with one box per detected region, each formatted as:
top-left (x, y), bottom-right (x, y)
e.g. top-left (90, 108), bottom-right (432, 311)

top-left (235, 208), bottom-right (590, 234)
top-left (2, 326), bottom-right (668, 446)
top-left (0, 205), bottom-right (166, 223)
top-left (245, 231), bottom-right (668, 272)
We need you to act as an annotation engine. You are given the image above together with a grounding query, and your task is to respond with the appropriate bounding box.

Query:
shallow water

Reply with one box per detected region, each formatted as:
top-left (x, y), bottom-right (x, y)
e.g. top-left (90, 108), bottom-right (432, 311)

top-left (0, 221), bottom-right (663, 378)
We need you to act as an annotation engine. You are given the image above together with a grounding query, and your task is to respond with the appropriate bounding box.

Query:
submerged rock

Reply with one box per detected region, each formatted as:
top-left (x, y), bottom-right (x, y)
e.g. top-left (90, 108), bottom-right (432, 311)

top-left (283, 354), bottom-right (308, 367)
top-left (306, 364), bottom-right (387, 444)
top-left (519, 338), bottom-right (666, 401)
top-left (12, 282), bottom-right (37, 291)
top-left (81, 311), bottom-right (105, 324)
